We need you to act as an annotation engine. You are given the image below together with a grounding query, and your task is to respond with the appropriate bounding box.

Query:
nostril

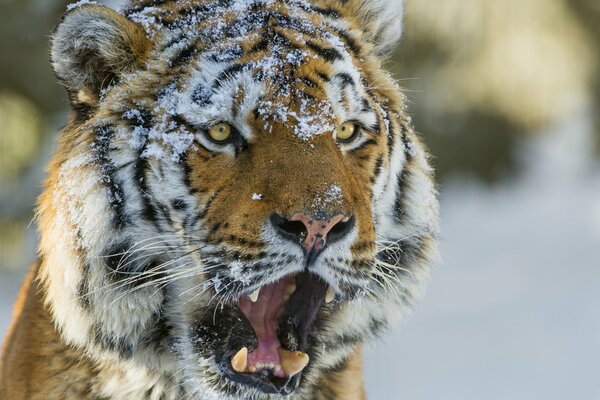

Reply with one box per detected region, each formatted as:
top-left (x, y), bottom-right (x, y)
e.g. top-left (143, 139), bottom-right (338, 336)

top-left (327, 215), bottom-right (355, 243)
top-left (270, 214), bottom-right (308, 241)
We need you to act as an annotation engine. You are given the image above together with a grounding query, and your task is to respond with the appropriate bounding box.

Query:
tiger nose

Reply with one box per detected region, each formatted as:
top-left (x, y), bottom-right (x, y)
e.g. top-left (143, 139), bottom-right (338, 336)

top-left (270, 213), bottom-right (355, 263)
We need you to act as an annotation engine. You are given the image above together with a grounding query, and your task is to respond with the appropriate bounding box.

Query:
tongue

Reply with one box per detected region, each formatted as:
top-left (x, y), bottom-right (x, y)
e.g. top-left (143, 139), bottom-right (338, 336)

top-left (238, 278), bottom-right (291, 377)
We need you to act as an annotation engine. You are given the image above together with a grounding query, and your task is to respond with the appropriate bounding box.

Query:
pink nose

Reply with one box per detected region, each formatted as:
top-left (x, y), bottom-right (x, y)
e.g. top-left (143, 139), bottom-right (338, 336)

top-left (290, 214), bottom-right (349, 252)
top-left (270, 213), bottom-right (355, 265)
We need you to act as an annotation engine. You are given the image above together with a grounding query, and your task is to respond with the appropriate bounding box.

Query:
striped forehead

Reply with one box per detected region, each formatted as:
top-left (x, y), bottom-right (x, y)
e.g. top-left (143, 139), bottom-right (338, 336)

top-left (130, 0), bottom-right (378, 138)
top-left (159, 38), bottom-right (377, 140)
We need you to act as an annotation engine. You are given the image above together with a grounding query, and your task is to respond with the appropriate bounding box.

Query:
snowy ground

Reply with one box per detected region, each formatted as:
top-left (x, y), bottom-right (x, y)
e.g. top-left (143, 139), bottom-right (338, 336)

top-left (364, 114), bottom-right (600, 399)
top-left (1, 111), bottom-right (598, 397)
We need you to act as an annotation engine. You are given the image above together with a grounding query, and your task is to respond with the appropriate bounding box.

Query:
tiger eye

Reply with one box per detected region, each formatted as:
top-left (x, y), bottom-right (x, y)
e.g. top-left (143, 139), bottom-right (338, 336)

top-left (335, 122), bottom-right (358, 142)
top-left (208, 123), bottom-right (232, 142)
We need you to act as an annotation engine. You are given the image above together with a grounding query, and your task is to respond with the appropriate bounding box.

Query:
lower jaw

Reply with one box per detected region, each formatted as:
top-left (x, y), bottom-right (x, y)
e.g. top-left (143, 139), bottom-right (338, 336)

top-left (220, 358), bottom-right (303, 395)
top-left (216, 272), bottom-right (330, 394)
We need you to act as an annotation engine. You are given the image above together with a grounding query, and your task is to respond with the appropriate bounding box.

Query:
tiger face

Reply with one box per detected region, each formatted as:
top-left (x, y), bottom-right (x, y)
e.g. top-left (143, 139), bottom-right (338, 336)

top-left (42, 0), bottom-right (439, 398)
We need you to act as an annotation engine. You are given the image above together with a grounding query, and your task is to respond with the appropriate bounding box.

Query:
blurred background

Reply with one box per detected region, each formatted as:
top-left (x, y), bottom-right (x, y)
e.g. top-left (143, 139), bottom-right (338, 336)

top-left (1, 0), bottom-right (599, 399)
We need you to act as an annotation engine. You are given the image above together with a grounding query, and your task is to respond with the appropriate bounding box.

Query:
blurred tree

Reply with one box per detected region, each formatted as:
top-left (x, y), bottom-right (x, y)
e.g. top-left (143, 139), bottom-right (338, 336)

top-left (391, 0), bottom-right (596, 182)
top-left (568, 0), bottom-right (600, 156)
top-left (0, 0), bottom-right (72, 116)
top-left (0, 0), bottom-right (72, 271)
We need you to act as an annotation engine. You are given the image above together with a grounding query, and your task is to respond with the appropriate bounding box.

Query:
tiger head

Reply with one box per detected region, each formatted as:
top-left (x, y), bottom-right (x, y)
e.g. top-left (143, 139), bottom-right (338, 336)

top-left (41, 0), bottom-right (438, 398)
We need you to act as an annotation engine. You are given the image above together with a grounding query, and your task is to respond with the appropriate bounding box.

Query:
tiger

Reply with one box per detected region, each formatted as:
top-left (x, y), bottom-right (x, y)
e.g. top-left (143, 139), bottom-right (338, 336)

top-left (0, 0), bottom-right (439, 399)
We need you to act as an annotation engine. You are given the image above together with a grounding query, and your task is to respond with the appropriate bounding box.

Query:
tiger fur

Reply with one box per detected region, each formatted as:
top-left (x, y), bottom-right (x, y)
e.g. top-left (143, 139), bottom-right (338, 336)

top-left (0, 0), bottom-right (439, 399)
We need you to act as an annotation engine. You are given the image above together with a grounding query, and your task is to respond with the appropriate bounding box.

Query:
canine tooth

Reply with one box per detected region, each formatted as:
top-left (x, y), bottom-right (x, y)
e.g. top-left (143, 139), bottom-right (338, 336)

top-left (285, 283), bottom-right (297, 295)
top-left (277, 348), bottom-right (310, 377)
top-left (231, 347), bottom-right (248, 373)
top-left (325, 286), bottom-right (335, 303)
top-left (249, 288), bottom-right (260, 302)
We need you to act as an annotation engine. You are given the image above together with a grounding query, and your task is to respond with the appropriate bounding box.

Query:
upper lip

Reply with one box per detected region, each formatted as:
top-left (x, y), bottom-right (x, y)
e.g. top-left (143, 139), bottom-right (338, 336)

top-left (216, 271), bottom-right (331, 394)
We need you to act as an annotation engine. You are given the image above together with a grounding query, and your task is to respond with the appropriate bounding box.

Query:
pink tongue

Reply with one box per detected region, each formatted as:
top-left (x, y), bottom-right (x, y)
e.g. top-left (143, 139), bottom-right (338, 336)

top-left (238, 279), bottom-right (290, 378)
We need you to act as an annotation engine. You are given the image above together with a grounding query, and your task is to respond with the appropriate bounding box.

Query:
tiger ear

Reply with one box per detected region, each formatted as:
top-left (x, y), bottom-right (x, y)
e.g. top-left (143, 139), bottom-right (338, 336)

top-left (336, 0), bottom-right (405, 56)
top-left (51, 4), bottom-right (151, 107)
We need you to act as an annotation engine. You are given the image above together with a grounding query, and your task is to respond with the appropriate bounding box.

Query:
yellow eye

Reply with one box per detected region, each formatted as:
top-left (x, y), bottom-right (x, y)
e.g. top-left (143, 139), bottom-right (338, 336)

top-left (335, 122), bottom-right (358, 142)
top-left (208, 122), bottom-right (232, 142)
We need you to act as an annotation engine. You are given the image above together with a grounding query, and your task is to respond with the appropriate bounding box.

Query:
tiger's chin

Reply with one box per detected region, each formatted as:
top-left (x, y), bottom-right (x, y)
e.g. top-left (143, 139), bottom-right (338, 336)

top-left (211, 271), bottom-right (334, 395)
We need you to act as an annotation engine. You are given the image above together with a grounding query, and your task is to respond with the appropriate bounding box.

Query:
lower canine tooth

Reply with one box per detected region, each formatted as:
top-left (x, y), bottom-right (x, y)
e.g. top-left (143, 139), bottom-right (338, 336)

top-left (249, 288), bottom-right (260, 302)
top-left (231, 347), bottom-right (248, 373)
top-left (277, 348), bottom-right (310, 377)
top-left (325, 286), bottom-right (335, 303)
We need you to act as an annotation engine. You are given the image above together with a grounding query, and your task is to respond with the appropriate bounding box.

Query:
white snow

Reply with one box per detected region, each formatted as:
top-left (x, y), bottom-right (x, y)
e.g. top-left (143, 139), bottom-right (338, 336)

top-left (121, 0), bottom-right (349, 145)
top-left (364, 112), bottom-right (600, 400)
top-left (312, 184), bottom-right (343, 210)
top-left (67, 0), bottom-right (98, 11)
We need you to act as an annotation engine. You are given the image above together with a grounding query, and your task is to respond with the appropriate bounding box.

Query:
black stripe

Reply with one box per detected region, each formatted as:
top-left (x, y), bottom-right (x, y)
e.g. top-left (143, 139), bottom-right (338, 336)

top-left (170, 39), bottom-right (200, 68)
top-left (297, 3), bottom-right (341, 18)
top-left (135, 157), bottom-right (163, 226)
top-left (353, 138), bottom-right (378, 151)
top-left (373, 153), bottom-right (384, 180)
top-left (393, 167), bottom-right (410, 223)
top-left (180, 153), bottom-right (195, 192)
top-left (92, 125), bottom-right (128, 229)
top-left (401, 131), bottom-right (414, 161)
top-left (307, 41), bottom-right (343, 61)
top-left (171, 198), bottom-right (188, 211)
top-left (333, 29), bottom-right (363, 57)
top-left (323, 332), bottom-right (362, 351)
top-left (141, 307), bottom-right (173, 351)
top-left (249, 36), bottom-right (270, 53)
top-left (122, 109), bottom-right (164, 228)
top-left (195, 187), bottom-right (223, 221)
top-left (335, 72), bottom-right (355, 88)
top-left (361, 98), bottom-right (372, 113)
top-left (310, 5), bottom-right (341, 18)
top-left (298, 76), bottom-right (318, 89)
top-left (213, 63), bottom-right (246, 88)
top-left (208, 46), bottom-right (244, 62)
top-left (191, 84), bottom-right (214, 107)
top-left (316, 72), bottom-right (330, 82)
top-left (386, 111), bottom-right (397, 152)
top-left (92, 324), bottom-right (134, 358)
top-left (77, 276), bottom-right (91, 310)
top-left (124, 0), bottom-right (171, 16)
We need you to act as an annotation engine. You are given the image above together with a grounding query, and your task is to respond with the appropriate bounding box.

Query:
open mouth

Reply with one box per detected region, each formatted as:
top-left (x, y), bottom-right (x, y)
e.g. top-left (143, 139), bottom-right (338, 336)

top-left (218, 272), bottom-right (336, 394)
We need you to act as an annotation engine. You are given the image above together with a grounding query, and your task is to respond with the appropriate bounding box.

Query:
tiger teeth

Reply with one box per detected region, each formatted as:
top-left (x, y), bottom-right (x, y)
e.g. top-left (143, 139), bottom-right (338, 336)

top-left (231, 347), bottom-right (248, 373)
top-left (245, 362), bottom-right (283, 373)
top-left (325, 286), bottom-right (335, 303)
top-left (277, 348), bottom-right (310, 377)
top-left (283, 282), bottom-right (297, 301)
top-left (249, 288), bottom-right (260, 303)
top-left (285, 282), bottom-right (296, 295)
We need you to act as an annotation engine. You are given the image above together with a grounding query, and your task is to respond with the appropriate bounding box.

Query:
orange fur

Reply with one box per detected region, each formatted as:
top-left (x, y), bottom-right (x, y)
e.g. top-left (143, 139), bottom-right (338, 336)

top-left (0, 1), bottom-right (437, 398)
top-left (1, 262), bottom-right (98, 399)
